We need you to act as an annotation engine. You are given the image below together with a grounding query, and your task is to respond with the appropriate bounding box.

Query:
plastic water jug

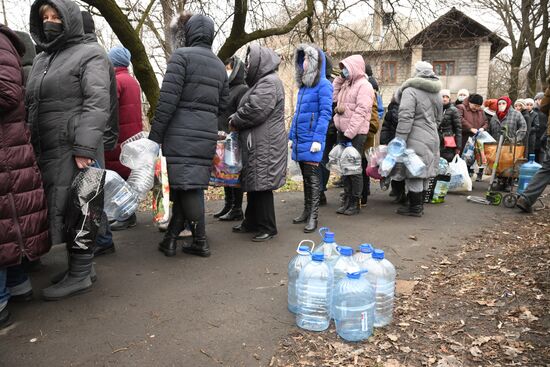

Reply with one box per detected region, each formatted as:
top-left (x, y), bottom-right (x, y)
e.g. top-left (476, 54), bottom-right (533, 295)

top-left (296, 253), bottom-right (333, 331)
top-left (288, 240), bottom-right (314, 314)
top-left (121, 137), bottom-right (160, 198)
top-left (313, 228), bottom-right (339, 268)
top-left (379, 155), bottom-right (396, 177)
top-left (224, 132), bottom-right (242, 174)
top-left (103, 170), bottom-right (140, 221)
top-left (403, 149), bottom-right (426, 177)
top-left (365, 249), bottom-right (396, 327)
top-left (353, 243), bottom-right (374, 271)
top-left (331, 246), bottom-right (361, 317)
top-left (340, 143), bottom-right (362, 176)
top-left (517, 154), bottom-right (542, 194)
top-left (333, 271), bottom-right (375, 341)
top-left (387, 137), bottom-right (406, 157)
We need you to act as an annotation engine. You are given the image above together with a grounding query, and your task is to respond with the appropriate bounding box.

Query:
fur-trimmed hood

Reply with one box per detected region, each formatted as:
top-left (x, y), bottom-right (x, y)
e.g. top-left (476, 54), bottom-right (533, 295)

top-left (170, 13), bottom-right (214, 50)
top-left (294, 43), bottom-right (326, 88)
top-left (395, 76), bottom-right (441, 103)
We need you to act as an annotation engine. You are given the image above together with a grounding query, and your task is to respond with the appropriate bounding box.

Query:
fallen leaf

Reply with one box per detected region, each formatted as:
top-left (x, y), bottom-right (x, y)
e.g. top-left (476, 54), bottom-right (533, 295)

top-left (440, 258), bottom-right (452, 265)
top-left (396, 280), bottom-right (418, 296)
top-left (470, 346), bottom-right (482, 357)
top-left (502, 345), bottom-right (523, 358)
top-left (30, 338), bottom-right (37, 343)
top-left (384, 359), bottom-right (403, 367)
top-left (400, 346), bottom-right (411, 353)
top-left (519, 307), bottom-right (539, 322)
top-left (387, 333), bottom-right (399, 342)
top-left (472, 336), bottom-right (492, 346)
top-left (436, 355), bottom-right (461, 367)
top-left (379, 341), bottom-right (392, 350)
top-left (409, 235), bottom-right (418, 241)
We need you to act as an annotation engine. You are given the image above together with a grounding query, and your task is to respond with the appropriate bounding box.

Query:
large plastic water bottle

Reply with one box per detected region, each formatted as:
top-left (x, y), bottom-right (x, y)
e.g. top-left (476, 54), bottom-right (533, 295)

top-left (288, 240), bottom-right (315, 314)
top-left (331, 246), bottom-right (361, 317)
top-left (403, 149), bottom-right (426, 177)
top-left (387, 137), bottom-right (406, 157)
top-left (517, 154), bottom-right (542, 194)
top-left (224, 132), bottom-right (242, 174)
top-left (379, 155), bottom-right (396, 176)
top-left (333, 271), bottom-right (375, 342)
top-left (366, 249), bottom-right (396, 327)
top-left (120, 137), bottom-right (160, 199)
top-left (353, 243), bottom-right (374, 270)
top-left (313, 228), bottom-right (339, 268)
top-left (103, 170), bottom-right (140, 221)
top-left (296, 253), bottom-right (333, 332)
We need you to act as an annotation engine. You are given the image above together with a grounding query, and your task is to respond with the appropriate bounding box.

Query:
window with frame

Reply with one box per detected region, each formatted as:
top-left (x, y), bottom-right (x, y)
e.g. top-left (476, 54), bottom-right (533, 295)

top-left (381, 61), bottom-right (397, 83)
top-left (433, 61), bottom-right (455, 76)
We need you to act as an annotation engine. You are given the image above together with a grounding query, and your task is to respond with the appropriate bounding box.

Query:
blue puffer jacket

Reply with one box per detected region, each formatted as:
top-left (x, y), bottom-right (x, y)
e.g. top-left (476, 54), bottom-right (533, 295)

top-left (289, 44), bottom-right (333, 162)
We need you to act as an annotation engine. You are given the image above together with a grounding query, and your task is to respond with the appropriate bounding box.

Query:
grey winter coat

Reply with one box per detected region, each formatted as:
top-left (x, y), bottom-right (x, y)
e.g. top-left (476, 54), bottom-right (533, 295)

top-left (26, 0), bottom-right (111, 245)
top-left (395, 76), bottom-right (443, 178)
top-left (230, 44), bottom-right (287, 192)
top-left (218, 56), bottom-right (248, 133)
top-left (489, 109), bottom-right (527, 145)
top-left (83, 32), bottom-right (119, 153)
top-left (148, 14), bottom-right (229, 191)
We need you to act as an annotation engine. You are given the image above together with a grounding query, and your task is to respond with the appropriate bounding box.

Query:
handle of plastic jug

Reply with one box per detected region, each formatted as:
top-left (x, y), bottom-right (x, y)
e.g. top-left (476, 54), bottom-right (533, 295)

top-left (347, 269), bottom-right (369, 277)
top-left (318, 227), bottom-right (329, 238)
top-left (296, 239), bottom-right (315, 254)
top-left (336, 245), bottom-right (342, 254)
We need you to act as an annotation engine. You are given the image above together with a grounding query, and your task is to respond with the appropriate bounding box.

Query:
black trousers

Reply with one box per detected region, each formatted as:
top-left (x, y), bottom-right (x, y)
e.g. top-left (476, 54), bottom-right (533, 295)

top-left (338, 132), bottom-right (367, 199)
top-left (169, 189), bottom-right (206, 238)
top-left (242, 191), bottom-right (277, 235)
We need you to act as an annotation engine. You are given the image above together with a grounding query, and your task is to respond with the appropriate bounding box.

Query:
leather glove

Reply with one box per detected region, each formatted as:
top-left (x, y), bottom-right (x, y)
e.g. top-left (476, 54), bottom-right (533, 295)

top-left (310, 142), bottom-right (322, 153)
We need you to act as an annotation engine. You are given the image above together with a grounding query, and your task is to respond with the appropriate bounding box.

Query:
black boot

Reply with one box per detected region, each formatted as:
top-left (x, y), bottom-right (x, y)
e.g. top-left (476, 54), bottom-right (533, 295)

top-left (182, 221), bottom-right (211, 257)
top-left (319, 191), bottom-right (327, 206)
top-left (219, 188), bottom-right (244, 221)
top-left (397, 191), bottom-right (424, 217)
top-left (213, 187), bottom-right (232, 218)
top-left (158, 207), bottom-right (185, 257)
top-left (42, 253), bottom-right (94, 301)
top-left (343, 196), bottom-right (360, 215)
top-left (293, 174), bottom-right (311, 224)
top-left (304, 165), bottom-right (320, 233)
top-left (391, 180), bottom-right (407, 204)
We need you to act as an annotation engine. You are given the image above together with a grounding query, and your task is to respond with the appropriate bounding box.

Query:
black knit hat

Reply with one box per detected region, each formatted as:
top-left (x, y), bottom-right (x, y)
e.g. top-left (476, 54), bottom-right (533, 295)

top-left (365, 64), bottom-right (373, 76)
top-left (469, 93), bottom-right (483, 105)
top-left (81, 11), bottom-right (95, 34)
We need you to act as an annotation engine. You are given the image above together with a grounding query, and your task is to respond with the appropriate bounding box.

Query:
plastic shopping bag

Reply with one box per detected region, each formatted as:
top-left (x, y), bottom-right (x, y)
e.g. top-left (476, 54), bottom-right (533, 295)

top-left (223, 132), bottom-right (242, 174)
top-left (448, 155), bottom-right (472, 192)
top-left (340, 144), bottom-right (362, 176)
top-left (152, 148), bottom-right (170, 224)
top-left (462, 137), bottom-right (476, 166)
top-left (210, 141), bottom-right (240, 187)
top-left (327, 144), bottom-right (344, 174)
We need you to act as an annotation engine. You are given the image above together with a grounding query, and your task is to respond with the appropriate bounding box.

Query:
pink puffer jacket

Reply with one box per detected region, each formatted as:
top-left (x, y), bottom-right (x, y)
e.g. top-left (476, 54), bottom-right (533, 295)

top-left (332, 55), bottom-right (374, 139)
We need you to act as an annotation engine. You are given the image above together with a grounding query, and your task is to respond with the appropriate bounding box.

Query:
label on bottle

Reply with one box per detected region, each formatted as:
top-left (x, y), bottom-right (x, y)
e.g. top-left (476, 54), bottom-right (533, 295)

top-left (361, 312), bottom-right (368, 331)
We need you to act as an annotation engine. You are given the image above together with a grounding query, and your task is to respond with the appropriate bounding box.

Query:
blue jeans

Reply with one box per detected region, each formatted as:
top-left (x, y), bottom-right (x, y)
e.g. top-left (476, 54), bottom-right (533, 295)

top-left (0, 264), bottom-right (29, 307)
top-left (96, 221), bottom-right (113, 248)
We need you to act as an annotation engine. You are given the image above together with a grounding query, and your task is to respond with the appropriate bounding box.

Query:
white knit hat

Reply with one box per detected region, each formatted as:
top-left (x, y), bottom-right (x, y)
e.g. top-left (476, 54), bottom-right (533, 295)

top-left (457, 89), bottom-right (469, 97)
top-left (440, 89), bottom-right (451, 98)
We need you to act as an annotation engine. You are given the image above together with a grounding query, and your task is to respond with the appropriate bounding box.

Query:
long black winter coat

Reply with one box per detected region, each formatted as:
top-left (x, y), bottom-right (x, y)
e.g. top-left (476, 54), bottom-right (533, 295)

top-left (380, 100), bottom-right (399, 145)
top-left (230, 44), bottom-right (287, 192)
top-left (148, 14), bottom-right (229, 191)
top-left (13, 31), bottom-right (35, 84)
top-left (218, 56), bottom-right (248, 133)
top-left (439, 103), bottom-right (462, 161)
top-left (25, 0), bottom-right (111, 245)
top-left (522, 110), bottom-right (539, 155)
top-left (534, 107), bottom-right (548, 150)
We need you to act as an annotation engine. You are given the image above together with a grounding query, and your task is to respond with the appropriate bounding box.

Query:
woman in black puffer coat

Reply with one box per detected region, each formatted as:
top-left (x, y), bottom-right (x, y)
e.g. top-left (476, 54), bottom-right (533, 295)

top-left (26, 0), bottom-right (111, 300)
top-left (439, 89), bottom-right (462, 162)
top-left (213, 56), bottom-right (248, 222)
top-left (149, 13), bottom-right (229, 258)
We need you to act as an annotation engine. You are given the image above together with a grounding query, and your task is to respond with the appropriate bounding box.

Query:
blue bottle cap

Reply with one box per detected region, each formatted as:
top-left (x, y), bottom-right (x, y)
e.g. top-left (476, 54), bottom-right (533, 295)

top-left (529, 154), bottom-right (535, 161)
top-left (338, 246), bottom-right (353, 256)
top-left (312, 253), bottom-right (324, 262)
top-left (298, 245), bottom-right (310, 252)
top-left (347, 272), bottom-right (361, 279)
top-left (323, 231), bottom-right (335, 242)
top-left (372, 249), bottom-right (385, 260)
top-left (358, 243), bottom-right (374, 253)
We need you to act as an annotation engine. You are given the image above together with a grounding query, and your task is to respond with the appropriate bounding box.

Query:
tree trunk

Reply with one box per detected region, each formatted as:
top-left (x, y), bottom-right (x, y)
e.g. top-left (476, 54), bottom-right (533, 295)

top-left (82, 0), bottom-right (159, 119)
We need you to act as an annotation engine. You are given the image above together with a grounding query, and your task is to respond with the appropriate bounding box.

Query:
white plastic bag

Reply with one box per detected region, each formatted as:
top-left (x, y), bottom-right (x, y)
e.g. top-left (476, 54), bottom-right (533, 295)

top-left (448, 155), bottom-right (472, 192)
top-left (327, 144), bottom-right (344, 174)
top-left (476, 130), bottom-right (496, 144)
top-left (340, 145), bottom-right (362, 176)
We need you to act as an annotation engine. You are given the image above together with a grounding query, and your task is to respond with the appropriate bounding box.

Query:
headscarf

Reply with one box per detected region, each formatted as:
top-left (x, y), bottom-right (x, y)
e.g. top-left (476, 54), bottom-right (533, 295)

top-left (497, 96), bottom-right (512, 121)
top-left (108, 46), bottom-right (131, 67)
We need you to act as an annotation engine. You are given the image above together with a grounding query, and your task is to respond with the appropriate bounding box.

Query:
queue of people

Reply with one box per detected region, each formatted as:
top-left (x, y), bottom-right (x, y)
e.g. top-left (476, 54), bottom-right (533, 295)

top-left (1, 0), bottom-right (549, 331)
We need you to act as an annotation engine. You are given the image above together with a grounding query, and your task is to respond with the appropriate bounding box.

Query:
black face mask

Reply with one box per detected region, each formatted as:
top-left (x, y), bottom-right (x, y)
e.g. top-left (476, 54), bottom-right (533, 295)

top-left (43, 21), bottom-right (63, 42)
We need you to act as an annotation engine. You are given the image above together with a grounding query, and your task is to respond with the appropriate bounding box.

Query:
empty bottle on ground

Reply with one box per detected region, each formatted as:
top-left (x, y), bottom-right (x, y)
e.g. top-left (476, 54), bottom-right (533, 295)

top-left (353, 243), bottom-right (374, 270)
top-left (288, 240), bottom-right (314, 314)
top-left (333, 271), bottom-right (375, 342)
top-left (331, 246), bottom-right (361, 317)
top-left (365, 249), bottom-right (396, 327)
top-left (313, 228), bottom-right (339, 268)
top-left (296, 253), bottom-right (333, 331)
